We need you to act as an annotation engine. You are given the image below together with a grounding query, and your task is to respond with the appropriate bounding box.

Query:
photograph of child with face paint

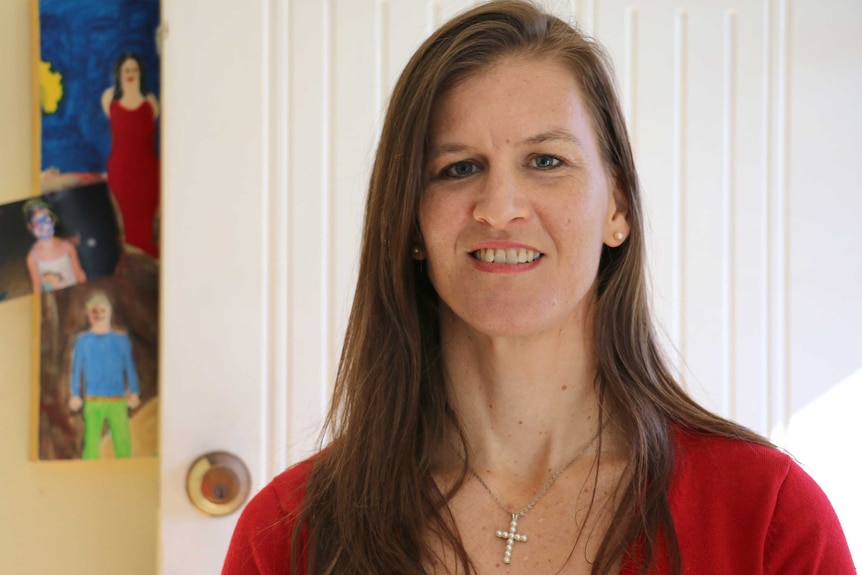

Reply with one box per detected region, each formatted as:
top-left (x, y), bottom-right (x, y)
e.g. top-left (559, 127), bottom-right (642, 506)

top-left (0, 183), bottom-right (121, 302)
top-left (24, 198), bottom-right (87, 294)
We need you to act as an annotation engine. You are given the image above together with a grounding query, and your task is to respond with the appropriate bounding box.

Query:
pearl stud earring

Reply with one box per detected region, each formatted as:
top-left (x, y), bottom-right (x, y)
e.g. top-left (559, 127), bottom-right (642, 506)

top-left (613, 232), bottom-right (625, 241)
top-left (412, 246), bottom-right (425, 259)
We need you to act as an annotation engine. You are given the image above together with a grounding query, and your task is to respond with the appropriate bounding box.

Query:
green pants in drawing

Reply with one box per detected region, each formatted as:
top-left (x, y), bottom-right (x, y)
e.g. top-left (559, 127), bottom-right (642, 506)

top-left (82, 399), bottom-right (131, 459)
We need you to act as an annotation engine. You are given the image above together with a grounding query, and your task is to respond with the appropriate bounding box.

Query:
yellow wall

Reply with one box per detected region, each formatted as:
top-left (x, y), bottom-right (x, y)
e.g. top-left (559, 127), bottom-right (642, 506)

top-left (0, 1), bottom-right (157, 573)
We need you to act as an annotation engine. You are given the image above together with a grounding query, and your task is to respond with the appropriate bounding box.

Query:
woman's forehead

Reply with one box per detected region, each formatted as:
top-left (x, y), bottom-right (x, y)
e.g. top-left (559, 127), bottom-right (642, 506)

top-left (427, 57), bottom-right (595, 149)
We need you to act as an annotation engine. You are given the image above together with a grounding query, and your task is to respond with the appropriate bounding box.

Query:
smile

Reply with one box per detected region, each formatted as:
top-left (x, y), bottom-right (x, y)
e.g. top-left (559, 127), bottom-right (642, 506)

top-left (470, 248), bottom-right (543, 264)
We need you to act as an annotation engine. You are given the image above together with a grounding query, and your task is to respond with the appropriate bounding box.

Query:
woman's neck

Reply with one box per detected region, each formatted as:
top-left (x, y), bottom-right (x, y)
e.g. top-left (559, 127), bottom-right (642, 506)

top-left (439, 307), bottom-right (605, 481)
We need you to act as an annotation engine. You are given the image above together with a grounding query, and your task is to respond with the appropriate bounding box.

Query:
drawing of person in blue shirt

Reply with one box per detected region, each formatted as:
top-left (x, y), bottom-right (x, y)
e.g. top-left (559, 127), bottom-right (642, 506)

top-left (68, 291), bottom-right (140, 458)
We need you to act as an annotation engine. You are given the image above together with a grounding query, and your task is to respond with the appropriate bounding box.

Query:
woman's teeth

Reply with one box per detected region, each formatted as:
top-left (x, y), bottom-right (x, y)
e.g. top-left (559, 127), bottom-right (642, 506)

top-left (472, 248), bottom-right (541, 264)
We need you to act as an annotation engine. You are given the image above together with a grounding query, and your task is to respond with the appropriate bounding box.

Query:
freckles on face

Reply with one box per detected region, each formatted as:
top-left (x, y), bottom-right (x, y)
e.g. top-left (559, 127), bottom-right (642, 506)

top-left (418, 56), bottom-right (620, 337)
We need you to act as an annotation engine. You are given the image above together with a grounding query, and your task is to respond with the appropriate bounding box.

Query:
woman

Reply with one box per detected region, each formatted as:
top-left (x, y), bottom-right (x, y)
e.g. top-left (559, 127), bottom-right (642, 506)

top-left (223, 2), bottom-right (854, 574)
top-left (101, 52), bottom-right (160, 258)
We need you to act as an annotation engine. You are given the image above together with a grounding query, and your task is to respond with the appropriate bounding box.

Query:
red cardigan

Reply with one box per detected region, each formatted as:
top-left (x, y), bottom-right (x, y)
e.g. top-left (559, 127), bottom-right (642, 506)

top-left (222, 429), bottom-right (856, 574)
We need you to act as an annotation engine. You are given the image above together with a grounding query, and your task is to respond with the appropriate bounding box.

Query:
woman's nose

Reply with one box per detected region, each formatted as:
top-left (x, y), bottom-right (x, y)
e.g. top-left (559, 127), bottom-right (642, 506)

top-left (472, 168), bottom-right (530, 229)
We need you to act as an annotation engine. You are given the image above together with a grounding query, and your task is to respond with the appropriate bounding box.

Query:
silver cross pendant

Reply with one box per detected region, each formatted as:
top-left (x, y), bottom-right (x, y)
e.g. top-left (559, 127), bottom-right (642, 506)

top-left (495, 513), bottom-right (528, 564)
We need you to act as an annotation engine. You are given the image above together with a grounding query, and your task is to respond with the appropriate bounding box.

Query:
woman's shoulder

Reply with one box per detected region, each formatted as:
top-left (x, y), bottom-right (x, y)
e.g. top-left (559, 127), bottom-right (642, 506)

top-left (670, 426), bottom-right (813, 508)
top-left (237, 456), bottom-right (316, 530)
top-left (668, 426), bottom-right (855, 573)
top-left (672, 426), bottom-right (790, 475)
top-left (221, 455), bottom-right (317, 574)
top-left (266, 456), bottom-right (316, 508)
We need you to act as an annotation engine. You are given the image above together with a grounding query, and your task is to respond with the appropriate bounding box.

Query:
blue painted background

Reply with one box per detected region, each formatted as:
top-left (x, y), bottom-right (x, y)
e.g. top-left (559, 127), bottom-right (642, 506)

top-left (40, 0), bottom-right (160, 173)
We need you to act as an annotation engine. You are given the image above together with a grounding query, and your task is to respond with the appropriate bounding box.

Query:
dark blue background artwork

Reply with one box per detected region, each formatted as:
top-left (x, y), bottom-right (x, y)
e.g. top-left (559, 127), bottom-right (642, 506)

top-left (39, 0), bottom-right (160, 173)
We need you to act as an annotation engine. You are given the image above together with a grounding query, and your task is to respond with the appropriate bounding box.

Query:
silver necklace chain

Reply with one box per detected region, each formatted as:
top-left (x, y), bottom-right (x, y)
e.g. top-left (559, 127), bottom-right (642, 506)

top-left (450, 424), bottom-right (604, 564)
top-left (460, 426), bottom-right (603, 519)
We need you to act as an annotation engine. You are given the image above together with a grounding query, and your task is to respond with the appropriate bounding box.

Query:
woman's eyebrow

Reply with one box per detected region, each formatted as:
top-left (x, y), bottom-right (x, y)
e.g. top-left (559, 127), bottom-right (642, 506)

top-left (523, 129), bottom-right (584, 149)
top-left (427, 129), bottom-right (583, 162)
top-left (426, 142), bottom-right (474, 162)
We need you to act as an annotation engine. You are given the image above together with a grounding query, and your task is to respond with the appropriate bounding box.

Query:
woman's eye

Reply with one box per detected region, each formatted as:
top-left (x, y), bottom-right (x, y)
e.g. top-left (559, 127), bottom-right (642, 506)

top-left (531, 155), bottom-right (561, 170)
top-left (443, 161), bottom-right (479, 178)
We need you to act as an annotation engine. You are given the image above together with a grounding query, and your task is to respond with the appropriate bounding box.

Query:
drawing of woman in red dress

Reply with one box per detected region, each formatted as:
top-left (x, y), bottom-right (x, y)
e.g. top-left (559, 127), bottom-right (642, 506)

top-left (101, 53), bottom-right (160, 258)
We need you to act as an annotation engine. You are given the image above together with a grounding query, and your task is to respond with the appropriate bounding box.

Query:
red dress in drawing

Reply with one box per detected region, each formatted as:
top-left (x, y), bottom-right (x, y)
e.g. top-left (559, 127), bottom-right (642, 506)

top-left (107, 99), bottom-right (160, 258)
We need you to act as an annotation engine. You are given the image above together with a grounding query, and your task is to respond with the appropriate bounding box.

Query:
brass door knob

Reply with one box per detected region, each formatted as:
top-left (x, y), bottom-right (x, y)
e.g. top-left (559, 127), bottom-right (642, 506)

top-left (186, 451), bottom-right (251, 516)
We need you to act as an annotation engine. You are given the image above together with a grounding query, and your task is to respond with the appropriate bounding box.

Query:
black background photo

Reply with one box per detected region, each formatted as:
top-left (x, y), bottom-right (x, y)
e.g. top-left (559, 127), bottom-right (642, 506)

top-left (0, 182), bottom-right (120, 300)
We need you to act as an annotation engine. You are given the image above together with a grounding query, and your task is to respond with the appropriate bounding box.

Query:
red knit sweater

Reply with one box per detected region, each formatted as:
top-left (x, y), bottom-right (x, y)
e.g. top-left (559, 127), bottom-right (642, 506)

top-left (222, 429), bottom-right (855, 574)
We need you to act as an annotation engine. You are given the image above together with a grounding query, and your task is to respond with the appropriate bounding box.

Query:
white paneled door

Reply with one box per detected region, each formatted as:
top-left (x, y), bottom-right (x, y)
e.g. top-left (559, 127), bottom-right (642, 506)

top-left (159, 1), bottom-right (861, 572)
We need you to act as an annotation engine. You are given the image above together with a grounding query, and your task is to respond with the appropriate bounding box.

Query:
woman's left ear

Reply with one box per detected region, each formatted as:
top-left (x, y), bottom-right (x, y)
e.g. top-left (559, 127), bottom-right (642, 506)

top-left (603, 184), bottom-right (631, 247)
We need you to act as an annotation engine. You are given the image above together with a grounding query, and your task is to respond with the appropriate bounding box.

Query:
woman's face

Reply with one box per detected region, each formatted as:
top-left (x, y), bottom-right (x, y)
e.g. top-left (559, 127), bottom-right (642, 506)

top-left (120, 58), bottom-right (141, 89)
top-left (419, 56), bottom-right (628, 338)
top-left (29, 208), bottom-right (55, 241)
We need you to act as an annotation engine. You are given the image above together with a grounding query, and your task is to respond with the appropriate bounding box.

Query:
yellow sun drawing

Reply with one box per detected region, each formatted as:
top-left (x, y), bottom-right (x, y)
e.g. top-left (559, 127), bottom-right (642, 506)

top-left (40, 60), bottom-right (63, 114)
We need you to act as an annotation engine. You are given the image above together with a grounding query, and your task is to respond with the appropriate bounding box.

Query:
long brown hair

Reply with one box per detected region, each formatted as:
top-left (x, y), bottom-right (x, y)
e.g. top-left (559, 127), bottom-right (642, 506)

top-left (295, 2), bottom-right (769, 573)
